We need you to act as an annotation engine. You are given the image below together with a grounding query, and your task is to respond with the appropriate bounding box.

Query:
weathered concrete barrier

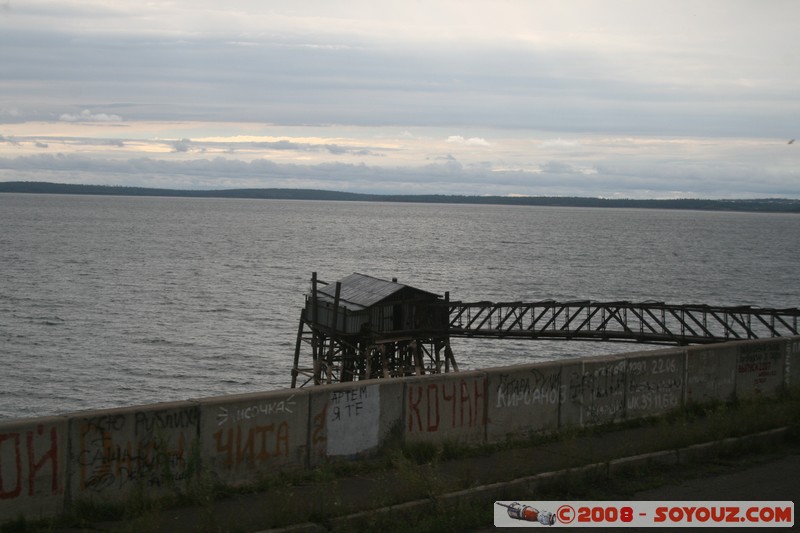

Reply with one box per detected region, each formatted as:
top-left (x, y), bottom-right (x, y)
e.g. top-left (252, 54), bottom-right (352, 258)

top-left (404, 371), bottom-right (487, 444)
top-left (197, 389), bottom-right (308, 486)
top-left (562, 355), bottom-right (627, 427)
top-left (0, 416), bottom-right (66, 520)
top-left (625, 348), bottom-right (685, 419)
top-left (68, 401), bottom-right (200, 503)
top-left (734, 338), bottom-right (786, 398)
top-left (790, 338), bottom-right (800, 388)
top-left (308, 380), bottom-right (404, 466)
top-left (2, 336), bottom-right (799, 524)
top-left (686, 343), bottom-right (737, 404)
top-left (485, 361), bottom-right (562, 441)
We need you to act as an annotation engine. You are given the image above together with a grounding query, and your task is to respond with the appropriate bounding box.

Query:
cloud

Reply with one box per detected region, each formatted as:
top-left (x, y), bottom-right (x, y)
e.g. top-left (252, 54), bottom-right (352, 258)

top-left (59, 110), bottom-right (123, 123)
top-left (172, 138), bottom-right (192, 153)
top-left (250, 140), bottom-right (381, 156)
top-left (446, 136), bottom-right (490, 146)
top-left (538, 161), bottom-right (578, 174)
top-left (0, 107), bottom-right (21, 120)
top-left (539, 138), bottom-right (581, 149)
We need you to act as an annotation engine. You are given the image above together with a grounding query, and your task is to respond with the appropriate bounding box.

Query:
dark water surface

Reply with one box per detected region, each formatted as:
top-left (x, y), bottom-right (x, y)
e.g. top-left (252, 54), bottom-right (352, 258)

top-left (2, 193), bottom-right (798, 419)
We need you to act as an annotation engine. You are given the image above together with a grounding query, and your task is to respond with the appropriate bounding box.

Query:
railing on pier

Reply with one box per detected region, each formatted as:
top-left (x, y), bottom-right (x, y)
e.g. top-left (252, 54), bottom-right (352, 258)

top-left (447, 300), bottom-right (800, 345)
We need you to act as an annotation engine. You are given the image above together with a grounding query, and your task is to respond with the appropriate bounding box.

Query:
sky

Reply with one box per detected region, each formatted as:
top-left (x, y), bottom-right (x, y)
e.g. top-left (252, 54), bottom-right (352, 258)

top-left (0, 0), bottom-right (798, 198)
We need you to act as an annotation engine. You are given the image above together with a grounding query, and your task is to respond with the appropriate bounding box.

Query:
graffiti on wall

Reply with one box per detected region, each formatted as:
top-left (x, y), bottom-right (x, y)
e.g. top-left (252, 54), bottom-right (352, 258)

top-left (407, 377), bottom-right (486, 433)
top-left (215, 395), bottom-right (296, 427)
top-left (0, 424), bottom-right (60, 501)
top-left (626, 356), bottom-right (683, 413)
top-left (77, 407), bottom-right (198, 493)
top-left (314, 385), bottom-right (380, 456)
top-left (494, 368), bottom-right (563, 408)
top-left (213, 422), bottom-right (289, 468)
top-left (567, 360), bottom-right (626, 423)
top-left (212, 396), bottom-right (297, 468)
top-left (737, 344), bottom-right (782, 389)
top-left (686, 348), bottom-right (735, 402)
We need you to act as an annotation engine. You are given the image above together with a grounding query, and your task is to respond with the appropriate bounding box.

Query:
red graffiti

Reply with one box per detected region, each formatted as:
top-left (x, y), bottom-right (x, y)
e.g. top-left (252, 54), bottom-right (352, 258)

top-left (407, 378), bottom-right (486, 433)
top-left (311, 405), bottom-right (327, 447)
top-left (0, 425), bottom-right (60, 500)
top-left (77, 420), bottom-right (190, 492)
top-left (213, 422), bottom-right (290, 468)
top-left (0, 433), bottom-right (21, 499)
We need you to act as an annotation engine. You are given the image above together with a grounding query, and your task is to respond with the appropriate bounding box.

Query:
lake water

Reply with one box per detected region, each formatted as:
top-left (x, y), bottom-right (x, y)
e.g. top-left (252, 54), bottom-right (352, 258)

top-left (1, 193), bottom-right (798, 419)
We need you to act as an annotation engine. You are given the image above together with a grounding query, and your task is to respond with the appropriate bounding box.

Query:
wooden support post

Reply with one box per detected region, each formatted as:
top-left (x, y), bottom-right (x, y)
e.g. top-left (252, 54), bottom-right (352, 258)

top-left (291, 308), bottom-right (306, 388)
top-left (325, 343), bottom-right (334, 384)
top-left (331, 281), bottom-right (341, 332)
top-left (311, 272), bottom-right (321, 385)
top-left (445, 342), bottom-right (458, 372)
top-left (381, 344), bottom-right (390, 378)
top-left (326, 281), bottom-right (342, 384)
top-left (412, 340), bottom-right (424, 375)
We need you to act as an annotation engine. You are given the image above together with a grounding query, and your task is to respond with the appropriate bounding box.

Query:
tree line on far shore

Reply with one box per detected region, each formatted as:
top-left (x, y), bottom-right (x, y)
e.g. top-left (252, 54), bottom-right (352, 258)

top-left (2, 180), bottom-right (799, 213)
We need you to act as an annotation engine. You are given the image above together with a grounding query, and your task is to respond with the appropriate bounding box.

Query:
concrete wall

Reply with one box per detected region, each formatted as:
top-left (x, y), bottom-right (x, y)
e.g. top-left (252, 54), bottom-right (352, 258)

top-left (404, 371), bottom-right (487, 445)
top-left (624, 348), bottom-right (685, 419)
top-left (485, 361), bottom-right (562, 441)
top-left (308, 380), bottom-right (403, 465)
top-left (0, 416), bottom-right (66, 520)
top-left (68, 401), bottom-right (201, 503)
top-left (2, 336), bottom-right (799, 523)
top-left (789, 338), bottom-right (800, 388)
top-left (686, 343), bottom-right (737, 403)
top-left (198, 389), bottom-right (308, 486)
top-left (734, 338), bottom-right (786, 398)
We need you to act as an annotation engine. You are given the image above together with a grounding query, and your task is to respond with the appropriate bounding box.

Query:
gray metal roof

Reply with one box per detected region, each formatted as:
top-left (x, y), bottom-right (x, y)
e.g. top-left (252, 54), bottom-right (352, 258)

top-left (317, 273), bottom-right (437, 310)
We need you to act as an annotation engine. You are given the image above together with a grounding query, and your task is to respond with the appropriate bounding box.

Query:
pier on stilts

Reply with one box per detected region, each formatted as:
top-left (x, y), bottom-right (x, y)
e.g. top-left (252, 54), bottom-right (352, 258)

top-left (291, 272), bottom-right (800, 387)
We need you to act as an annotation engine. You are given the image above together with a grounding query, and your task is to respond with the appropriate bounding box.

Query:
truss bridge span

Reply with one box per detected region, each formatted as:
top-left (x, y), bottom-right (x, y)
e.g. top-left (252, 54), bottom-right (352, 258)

top-left (447, 300), bottom-right (800, 345)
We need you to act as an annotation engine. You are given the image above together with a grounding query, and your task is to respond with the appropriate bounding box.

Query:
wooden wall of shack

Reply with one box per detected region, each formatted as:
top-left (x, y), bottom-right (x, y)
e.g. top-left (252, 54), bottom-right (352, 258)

top-left (306, 286), bottom-right (448, 338)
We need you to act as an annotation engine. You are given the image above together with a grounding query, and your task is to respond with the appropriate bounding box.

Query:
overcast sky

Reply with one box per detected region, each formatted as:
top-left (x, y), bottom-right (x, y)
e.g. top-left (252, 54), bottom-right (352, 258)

top-left (0, 0), bottom-right (798, 198)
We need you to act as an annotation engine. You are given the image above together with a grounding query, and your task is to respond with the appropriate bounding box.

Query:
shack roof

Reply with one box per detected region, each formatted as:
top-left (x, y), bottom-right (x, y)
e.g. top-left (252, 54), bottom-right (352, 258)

top-left (316, 273), bottom-right (439, 311)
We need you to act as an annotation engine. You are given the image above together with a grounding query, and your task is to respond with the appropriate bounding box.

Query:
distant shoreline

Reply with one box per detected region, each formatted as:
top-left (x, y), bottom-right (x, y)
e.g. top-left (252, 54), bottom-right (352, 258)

top-left (2, 180), bottom-right (799, 213)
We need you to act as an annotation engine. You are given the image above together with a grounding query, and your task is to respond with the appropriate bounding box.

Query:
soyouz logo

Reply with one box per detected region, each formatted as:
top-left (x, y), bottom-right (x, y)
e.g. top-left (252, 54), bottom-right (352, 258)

top-left (494, 501), bottom-right (794, 528)
top-left (496, 502), bottom-right (556, 525)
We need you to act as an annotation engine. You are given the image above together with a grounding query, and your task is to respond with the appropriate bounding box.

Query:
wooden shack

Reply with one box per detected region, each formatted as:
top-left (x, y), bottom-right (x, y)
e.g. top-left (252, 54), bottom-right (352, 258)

top-left (292, 272), bottom-right (457, 387)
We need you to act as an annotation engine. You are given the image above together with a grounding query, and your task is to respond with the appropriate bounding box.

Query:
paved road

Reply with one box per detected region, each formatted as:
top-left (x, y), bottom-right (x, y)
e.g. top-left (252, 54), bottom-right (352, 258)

top-left (632, 453), bottom-right (800, 501)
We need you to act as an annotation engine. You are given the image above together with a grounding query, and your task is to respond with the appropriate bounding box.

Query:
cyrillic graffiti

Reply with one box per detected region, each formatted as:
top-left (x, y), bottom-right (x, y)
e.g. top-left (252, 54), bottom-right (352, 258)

top-left (495, 369), bottom-right (562, 408)
top-left (325, 385), bottom-right (380, 456)
top-left (329, 387), bottom-right (368, 421)
top-left (407, 378), bottom-right (486, 433)
top-left (216, 395), bottom-right (297, 427)
top-left (213, 422), bottom-right (289, 467)
top-left (626, 356), bottom-right (683, 412)
top-left (0, 424), bottom-right (60, 500)
top-left (567, 361), bottom-right (627, 422)
top-left (77, 408), bottom-right (197, 492)
top-left (738, 345), bottom-right (782, 385)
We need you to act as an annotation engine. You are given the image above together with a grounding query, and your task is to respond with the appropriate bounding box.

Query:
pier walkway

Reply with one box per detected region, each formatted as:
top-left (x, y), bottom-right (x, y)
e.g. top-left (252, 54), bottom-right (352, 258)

top-left (448, 300), bottom-right (800, 345)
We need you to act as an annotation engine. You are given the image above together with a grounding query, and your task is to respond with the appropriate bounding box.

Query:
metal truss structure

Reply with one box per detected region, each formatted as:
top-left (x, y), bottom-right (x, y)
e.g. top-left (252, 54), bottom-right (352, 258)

top-left (448, 300), bottom-right (800, 345)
